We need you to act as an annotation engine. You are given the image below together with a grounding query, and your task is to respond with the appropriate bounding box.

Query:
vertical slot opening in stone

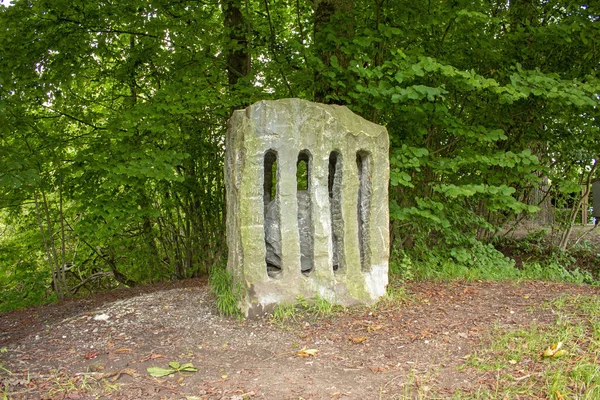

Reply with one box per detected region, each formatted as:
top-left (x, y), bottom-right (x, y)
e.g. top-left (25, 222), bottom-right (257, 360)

top-left (356, 151), bottom-right (372, 272)
top-left (264, 150), bottom-right (281, 278)
top-left (297, 151), bottom-right (314, 276)
top-left (329, 151), bottom-right (343, 272)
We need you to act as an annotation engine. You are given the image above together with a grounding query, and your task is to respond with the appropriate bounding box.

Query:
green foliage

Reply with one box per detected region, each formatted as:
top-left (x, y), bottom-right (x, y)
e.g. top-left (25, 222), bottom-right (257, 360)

top-left (494, 230), bottom-right (599, 283)
top-left (1, 0), bottom-right (599, 307)
top-left (311, 295), bottom-right (336, 317)
top-left (271, 302), bottom-right (299, 326)
top-left (0, 217), bottom-right (55, 312)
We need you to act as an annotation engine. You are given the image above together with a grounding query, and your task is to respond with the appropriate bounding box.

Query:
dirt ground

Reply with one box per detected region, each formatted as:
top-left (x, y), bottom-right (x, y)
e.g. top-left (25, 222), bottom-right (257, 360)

top-left (1, 278), bottom-right (599, 399)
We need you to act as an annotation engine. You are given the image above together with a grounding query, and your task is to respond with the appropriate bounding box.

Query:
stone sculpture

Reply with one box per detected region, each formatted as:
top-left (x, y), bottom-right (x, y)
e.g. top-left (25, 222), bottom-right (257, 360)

top-left (225, 98), bottom-right (389, 317)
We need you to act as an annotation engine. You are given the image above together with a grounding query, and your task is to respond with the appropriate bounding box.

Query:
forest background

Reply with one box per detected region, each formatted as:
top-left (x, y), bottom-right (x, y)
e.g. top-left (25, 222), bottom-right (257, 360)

top-left (0, 0), bottom-right (598, 312)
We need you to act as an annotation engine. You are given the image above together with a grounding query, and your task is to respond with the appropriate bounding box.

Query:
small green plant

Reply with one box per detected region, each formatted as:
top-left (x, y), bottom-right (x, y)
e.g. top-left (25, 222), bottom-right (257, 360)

top-left (389, 249), bottom-right (414, 281)
top-left (208, 266), bottom-right (243, 318)
top-left (147, 361), bottom-right (198, 377)
top-left (519, 260), bottom-right (595, 284)
top-left (295, 295), bottom-right (309, 308)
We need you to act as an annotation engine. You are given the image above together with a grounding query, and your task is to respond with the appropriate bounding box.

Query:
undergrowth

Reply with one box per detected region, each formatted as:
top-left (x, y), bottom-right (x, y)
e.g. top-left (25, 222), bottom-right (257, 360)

top-left (391, 238), bottom-right (596, 285)
top-left (495, 229), bottom-right (600, 281)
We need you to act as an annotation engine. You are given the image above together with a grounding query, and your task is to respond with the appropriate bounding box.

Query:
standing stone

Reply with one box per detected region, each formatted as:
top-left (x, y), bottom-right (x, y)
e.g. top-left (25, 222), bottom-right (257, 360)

top-left (225, 99), bottom-right (389, 317)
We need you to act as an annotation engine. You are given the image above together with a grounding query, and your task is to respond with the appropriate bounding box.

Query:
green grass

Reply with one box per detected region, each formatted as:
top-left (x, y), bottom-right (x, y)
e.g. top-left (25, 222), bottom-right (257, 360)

top-left (457, 294), bottom-right (600, 399)
top-left (208, 266), bottom-right (243, 318)
top-left (270, 294), bottom-right (342, 327)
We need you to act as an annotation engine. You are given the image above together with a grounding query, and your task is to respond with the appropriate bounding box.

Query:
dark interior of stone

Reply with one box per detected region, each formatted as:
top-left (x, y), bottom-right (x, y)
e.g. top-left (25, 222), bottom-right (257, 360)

top-left (264, 150), bottom-right (281, 278)
top-left (264, 151), bottom-right (277, 205)
top-left (329, 151), bottom-right (342, 272)
top-left (297, 151), bottom-right (314, 276)
top-left (356, 151), bottom-right (372, 272)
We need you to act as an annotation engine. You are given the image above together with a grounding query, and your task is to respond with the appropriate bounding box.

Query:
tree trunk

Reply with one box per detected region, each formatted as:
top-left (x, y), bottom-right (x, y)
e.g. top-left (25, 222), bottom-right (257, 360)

top-left (222, 0), bottom-right (251, 89)
top-left (313, 0), bottom-right (354, 104)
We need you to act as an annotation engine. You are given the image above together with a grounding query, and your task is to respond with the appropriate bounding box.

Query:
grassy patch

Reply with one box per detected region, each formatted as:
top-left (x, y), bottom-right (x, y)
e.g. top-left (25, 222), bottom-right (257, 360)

top-left (45, 372), bottom-right (121, 399)
top-left (459, 294), bottom-right (600, 399)
top-left (0, 369), bottom-right (121, 400)
top-left (374, 281), bottom-right (412, 311)
top-left (208, 267), bottom-right (243, 318)
top-left (270, 295), bottom-right (343, 327)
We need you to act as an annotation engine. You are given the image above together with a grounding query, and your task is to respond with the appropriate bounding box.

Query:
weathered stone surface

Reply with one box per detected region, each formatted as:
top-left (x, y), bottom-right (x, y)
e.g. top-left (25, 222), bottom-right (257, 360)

top-left (225, 98), bottom-right (389, 317)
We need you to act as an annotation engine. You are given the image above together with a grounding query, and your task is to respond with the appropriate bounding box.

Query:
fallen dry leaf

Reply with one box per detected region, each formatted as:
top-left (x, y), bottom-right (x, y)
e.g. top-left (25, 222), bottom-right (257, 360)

top-left (552, 349), bottom-right (568, 358)
top-left (232, 390), bottom-right (256, 398)
top-left (104, 368), bottom-right (137, 382)
top-left (84, 351), bottom-right (100, 360)
top-left (139, 353), bottom-right (166, 362)
top-left (542, 342), bottom-right (564, 358)
top-left (368, 325), bottom-right (384, 333)
top-left (296, 347), bottom-right (318, 357)
top-left (114, 348), bottom-right (132, 354)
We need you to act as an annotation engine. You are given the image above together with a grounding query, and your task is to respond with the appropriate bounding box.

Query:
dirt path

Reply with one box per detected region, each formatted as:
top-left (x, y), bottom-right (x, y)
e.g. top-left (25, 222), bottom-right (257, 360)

top-left (1, 279), bottom-right (598, 399)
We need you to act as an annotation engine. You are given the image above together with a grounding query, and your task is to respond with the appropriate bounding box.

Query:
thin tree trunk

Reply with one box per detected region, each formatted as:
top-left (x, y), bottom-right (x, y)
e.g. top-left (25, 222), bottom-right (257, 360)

top-left (59, 174), bottom-right (68, 296)
top-left (558, 159), bottom-right (598, 251)
top-left (33, 189), bottom-right (58, 292)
